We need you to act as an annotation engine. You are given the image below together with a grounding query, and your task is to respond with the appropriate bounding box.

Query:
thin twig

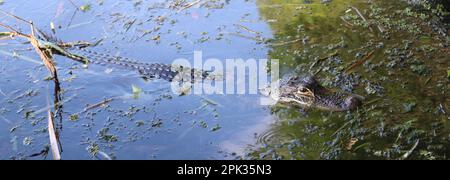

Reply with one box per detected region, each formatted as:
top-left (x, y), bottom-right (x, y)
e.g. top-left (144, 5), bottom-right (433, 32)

top-left (67, 9), bottom-right (79, 27)
top-left (0, 88), bottom-right (6, 97)
top-left (227, 32), bottom-right (265, 43)
top-left (0, 23), bottom-right (30, 38)
top-left (351, 6), bottom-right (367, 22)
top-left (66, 0), bottom-right (79, 9)
top-left (83, 98), bottom-right (114, 112)
top-left (332, 119), bottom-right (355, 137)
top-left (376, 24), bottom-right (385, 34)
top-left (0, 9), bottom-right (32, 24)
top-left (351, 6), bottom-right (373, 32)
top-left (352, 5), bottom-right (385, 34)
top-left (340, 16), bottom-right (354, 27)
top-left (345, 50), bottom-right (375, 74)
top-left (178, 0), bottom-right (203, 12)
top-left (399, 140), bottom-right (420, 160)
top-left (0, 11), bottom-right (48, 39)
top-left (1, 13), bottom-right (63, 160)
top-left (270, 38), bottom-right (302, 47)
top-left (234, 24), bottom-right (261, 35)
top-left (310, 51), bottom-right (339, 69)
top-left (47, 110), bottom-right (61, 160)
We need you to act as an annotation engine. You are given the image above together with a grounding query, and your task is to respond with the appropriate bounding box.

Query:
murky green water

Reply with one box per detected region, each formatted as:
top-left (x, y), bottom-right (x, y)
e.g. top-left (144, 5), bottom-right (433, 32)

top-left (251, 0), bottom-right (449, 160)
top-left (0, 0), bottom-right (448, 160)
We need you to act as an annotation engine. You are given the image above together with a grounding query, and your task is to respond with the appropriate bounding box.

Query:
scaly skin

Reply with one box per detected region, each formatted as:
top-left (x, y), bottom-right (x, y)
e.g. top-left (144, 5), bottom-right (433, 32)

top-left (32, 37), bottom-right (210, 82)
top-left (265, 75), bottom-right (363, 111)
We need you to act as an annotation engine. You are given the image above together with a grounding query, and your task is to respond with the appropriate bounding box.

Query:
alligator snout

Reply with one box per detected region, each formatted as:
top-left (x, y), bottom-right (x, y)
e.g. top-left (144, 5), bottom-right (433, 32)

top-left (343, 96), bottom-right (362, 111)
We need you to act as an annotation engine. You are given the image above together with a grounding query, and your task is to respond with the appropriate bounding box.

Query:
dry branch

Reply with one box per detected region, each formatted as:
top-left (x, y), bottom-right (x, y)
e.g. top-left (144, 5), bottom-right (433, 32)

top-left (178, 0), bottom-right (203, 12)
top-left (345, 50), bottom-right (375, 74)
top-left (351, 6), bottom-right (373, 32)
top-left (0, 13), bottom-right (63, 160)
top-left (47, 110), bottom-right (61, 160)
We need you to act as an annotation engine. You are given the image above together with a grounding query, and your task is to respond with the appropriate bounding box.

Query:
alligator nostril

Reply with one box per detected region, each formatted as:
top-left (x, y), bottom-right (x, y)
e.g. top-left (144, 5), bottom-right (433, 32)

top-left (345, 96), bottom-right (362, 110)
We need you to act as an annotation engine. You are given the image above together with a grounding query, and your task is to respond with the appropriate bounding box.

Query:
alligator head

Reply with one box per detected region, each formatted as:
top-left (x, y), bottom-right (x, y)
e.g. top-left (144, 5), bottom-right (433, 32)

top-left (266, 75), bottom-right (362, 111)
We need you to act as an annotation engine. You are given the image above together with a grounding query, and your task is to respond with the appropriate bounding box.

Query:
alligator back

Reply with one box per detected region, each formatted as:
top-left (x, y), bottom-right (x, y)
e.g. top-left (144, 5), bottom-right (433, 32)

top-left (66, 48), bottom-right (212, 82)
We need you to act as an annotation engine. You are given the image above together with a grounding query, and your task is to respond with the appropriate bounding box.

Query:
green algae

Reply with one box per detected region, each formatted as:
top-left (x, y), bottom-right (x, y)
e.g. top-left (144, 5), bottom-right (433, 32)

top-left (249, 0), bottom-right (449, 160)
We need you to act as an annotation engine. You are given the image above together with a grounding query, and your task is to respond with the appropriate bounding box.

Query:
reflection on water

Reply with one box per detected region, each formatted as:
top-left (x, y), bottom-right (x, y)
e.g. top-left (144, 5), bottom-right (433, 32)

top-left (251, 0), bottom-right (449, 160)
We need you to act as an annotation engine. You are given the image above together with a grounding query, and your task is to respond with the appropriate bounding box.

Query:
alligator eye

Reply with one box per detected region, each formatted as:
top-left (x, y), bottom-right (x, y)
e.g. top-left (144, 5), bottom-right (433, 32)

top-left (299, 88), bottom-right (307, 93)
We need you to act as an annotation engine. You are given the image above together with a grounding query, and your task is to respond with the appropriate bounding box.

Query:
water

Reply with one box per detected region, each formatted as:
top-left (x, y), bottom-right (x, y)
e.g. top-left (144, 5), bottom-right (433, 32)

top-left (0, 0), bottom-right (274, 160)
top-left (253, 0), bottom-right (449, 160)
top-left (0, 0), bottom-right (448, 160)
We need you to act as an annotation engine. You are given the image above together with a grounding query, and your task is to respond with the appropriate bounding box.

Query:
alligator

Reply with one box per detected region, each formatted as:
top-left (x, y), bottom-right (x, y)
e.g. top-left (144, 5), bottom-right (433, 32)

top-left (36, 39), bottom-right (213, 82)
top-left (262, 75), bottom-right (363, 111)
top-left (36, 38), bottom-right (362, 111)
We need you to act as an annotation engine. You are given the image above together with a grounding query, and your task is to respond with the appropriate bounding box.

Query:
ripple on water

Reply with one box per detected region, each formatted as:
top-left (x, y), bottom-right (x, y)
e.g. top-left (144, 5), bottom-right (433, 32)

top-left (256, 129), bottom-right (280, 146)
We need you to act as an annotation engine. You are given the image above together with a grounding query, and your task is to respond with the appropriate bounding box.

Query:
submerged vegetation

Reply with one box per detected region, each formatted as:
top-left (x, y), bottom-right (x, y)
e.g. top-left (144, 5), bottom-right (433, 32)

top-left (247, 0), bottom-right (449, 160)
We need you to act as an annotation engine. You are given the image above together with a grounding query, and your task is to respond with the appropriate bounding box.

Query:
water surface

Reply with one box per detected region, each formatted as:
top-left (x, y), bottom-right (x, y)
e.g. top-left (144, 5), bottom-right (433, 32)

top-left (0, 0), bottom-right (448, 160)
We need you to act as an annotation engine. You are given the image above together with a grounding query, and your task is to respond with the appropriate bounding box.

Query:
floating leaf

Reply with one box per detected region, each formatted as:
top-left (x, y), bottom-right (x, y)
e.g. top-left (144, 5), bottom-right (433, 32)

top-left (176, 84), bottom-right (192, 96)
top-left (80, 4), bottom-right (91, 12)
top-left (135, 121), bottom-right (145, 127)
top-left (23, 136), bottom-right (33, 146)
top-left (202, 98), bottom-right (219, 106)
top-left (199, 121), bottom-right (208, 128)
top-left (210, 124), bottom-right (222, 132)
top-left (131, 84), bottom-right (142, 99)
top-left (43, 75), bottom-right (53, 81)
top-left (447, 70), bottom-right (450, 79)
top-left (98, 128), bottom-right (118, 142)
top-left (69, 114), bottom-right (79, 121)
top-left (151, 120), bottom-right (163, 128)
top-left (9, 125), bottom-right (19, 133)
top-left (403, 102), bottom-right (416, 113)
top-left (24, 110), bottom-right (34, 119)
top-left (151, 35), bottom-right (161, 42)
top-left (346, 138), bottom-right (358, 150)
top-left (132, 84), bottom-right (142, 94)
top-left (87, 143), bottom-right (100, 156)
